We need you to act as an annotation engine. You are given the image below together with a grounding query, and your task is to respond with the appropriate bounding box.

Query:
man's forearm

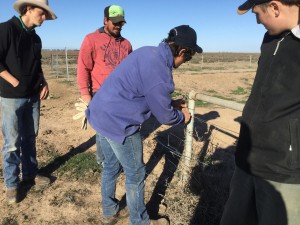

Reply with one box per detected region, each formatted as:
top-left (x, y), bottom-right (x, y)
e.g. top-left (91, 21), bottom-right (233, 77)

top-left (0, 70), bottom-right (19, 87)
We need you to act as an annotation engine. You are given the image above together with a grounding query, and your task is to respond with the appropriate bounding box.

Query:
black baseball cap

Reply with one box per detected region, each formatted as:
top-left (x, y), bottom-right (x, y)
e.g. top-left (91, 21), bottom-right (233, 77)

top-left (238, 0), bottom-right (271, 14)
top-left (169, 25), bottom-right (203, 53)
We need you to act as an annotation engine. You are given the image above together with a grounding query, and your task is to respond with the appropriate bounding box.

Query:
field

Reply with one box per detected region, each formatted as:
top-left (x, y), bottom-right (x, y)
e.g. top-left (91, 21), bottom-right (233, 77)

top-left (0, 52), bottom-right (258, 225)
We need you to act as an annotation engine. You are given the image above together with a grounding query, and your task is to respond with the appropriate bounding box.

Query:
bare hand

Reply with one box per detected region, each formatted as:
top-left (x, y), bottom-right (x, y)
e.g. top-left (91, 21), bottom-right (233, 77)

top-left (172, 98), bottom-right (187, 110)
top-left (182, 107), bottom-right (191, 124)
top-left (40, 83), bottom-right (49, 100)
top-left (81, 94), bottom-right (92, 104)
top-left (10, 77), bottom-right (19, 87)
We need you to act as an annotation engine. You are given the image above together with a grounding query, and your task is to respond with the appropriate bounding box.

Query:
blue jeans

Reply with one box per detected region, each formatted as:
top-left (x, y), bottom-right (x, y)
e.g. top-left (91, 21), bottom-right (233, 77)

top-left (0, 96), bottom-right (40, 189)
top-left (220, 167), bottom-right (300, 225)
top-left (98, 131), bottom-right (149, 225)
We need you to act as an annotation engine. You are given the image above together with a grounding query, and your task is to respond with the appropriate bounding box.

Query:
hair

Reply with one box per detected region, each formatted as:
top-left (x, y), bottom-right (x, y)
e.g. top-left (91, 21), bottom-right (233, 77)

top-left (259, 0), bottom-right (300, 11)
top-left (19, 4), bottom-right (48, 17)
top-left (19, 5), bottom-right (35, 16)
top-left (279, 0), bottom-right (300, 5)
top-left (162, 31), bottom-right (195, 61)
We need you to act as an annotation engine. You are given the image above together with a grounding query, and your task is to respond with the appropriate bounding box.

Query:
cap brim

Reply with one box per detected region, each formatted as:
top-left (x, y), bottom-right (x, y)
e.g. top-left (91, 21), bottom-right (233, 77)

top-left (194, 45), bottom-right (203, 53)
top-left (237, 1), bottom-right (254, 15)
top-left (109, 16), bottom-right (126, 23)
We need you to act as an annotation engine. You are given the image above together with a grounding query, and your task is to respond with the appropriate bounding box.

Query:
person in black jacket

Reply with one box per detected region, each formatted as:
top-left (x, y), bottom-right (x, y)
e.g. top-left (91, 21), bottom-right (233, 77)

top-left (220, 0), bottom-right (300, 224)
top-left (0, 0), bottom-right (57, 204)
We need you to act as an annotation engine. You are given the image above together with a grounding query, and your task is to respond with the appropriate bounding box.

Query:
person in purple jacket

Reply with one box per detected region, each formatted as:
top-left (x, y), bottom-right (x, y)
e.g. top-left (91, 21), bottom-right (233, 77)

top-left (86, 25), bottom-right (202, 225)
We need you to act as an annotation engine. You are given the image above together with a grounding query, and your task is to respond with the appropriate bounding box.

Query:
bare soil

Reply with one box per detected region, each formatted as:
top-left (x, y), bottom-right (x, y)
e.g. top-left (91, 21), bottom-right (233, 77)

top-left (0, 60), bottom-right (256, 225)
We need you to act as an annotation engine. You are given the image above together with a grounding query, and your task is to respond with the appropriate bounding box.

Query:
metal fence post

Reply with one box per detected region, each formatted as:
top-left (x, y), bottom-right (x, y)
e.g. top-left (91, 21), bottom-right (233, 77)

top-left (65, 47), bottom-right (69, 81)
top-left (56, 54), bottom-right (59, 79)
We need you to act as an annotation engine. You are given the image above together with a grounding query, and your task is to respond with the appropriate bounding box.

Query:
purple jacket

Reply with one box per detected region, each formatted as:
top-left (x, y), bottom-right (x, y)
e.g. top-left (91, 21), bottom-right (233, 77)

top-left (86, 42), bottom-right (185, 144)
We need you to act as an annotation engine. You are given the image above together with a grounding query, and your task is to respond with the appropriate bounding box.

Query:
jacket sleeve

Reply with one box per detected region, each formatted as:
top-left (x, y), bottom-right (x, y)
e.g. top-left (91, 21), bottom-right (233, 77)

top-left (0, 23), bottom-right (9, 73)
top-left (77, 35), bottom-right (93, 96)
top-left (145, 83), bottom-right (185, 126)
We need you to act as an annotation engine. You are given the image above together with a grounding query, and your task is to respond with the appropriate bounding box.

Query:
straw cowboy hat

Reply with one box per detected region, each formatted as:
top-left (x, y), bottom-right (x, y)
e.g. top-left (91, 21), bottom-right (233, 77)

top-left (13, 0), bottom-right (57, 20)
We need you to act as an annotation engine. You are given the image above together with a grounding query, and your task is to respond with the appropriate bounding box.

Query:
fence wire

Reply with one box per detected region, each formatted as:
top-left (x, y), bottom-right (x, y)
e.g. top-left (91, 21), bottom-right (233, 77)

top-left (143, 114), bottom-right (237, 225)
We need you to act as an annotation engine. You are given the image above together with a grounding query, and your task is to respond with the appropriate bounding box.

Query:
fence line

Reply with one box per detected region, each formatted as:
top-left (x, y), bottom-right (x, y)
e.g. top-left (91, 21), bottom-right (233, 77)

top-left (44, 49), bottom-right (78, 80)
top-left (43, 49), bottom-right (259, 80)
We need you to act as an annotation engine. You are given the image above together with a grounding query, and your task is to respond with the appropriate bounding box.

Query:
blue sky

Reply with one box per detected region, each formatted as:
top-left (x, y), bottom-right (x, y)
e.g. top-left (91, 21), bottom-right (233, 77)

top-left (1, 0), bottom-right (267, 52)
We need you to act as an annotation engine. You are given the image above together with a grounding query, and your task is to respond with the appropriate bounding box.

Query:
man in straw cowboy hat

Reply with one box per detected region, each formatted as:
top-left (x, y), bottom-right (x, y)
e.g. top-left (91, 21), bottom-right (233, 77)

top-left (0, 0), bottom-right (57, 204)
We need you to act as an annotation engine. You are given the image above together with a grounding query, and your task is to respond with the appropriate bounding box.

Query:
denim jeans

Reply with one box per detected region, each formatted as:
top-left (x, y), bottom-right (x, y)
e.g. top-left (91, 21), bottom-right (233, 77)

top-left (98, 131), bottom-right (149, 225)
top-left (0, 96), bottom-right (40, 189)
top-left (220, 167), bottom-right (300, 225)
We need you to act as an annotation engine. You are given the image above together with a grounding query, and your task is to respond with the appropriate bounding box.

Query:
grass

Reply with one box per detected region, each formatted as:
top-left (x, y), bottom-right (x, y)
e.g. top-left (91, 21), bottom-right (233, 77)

top-left (56, 152), bottom-right (101, 181)
top-left (195, 100), bottom-right (212, 107)
top-left (230, 86), bottom-right (247, 95)
top-left (1, 218), bottom-right (18, 225)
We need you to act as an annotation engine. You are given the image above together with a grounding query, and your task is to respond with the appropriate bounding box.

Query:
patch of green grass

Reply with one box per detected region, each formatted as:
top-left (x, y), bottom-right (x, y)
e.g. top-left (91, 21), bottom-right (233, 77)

top-left (195, 100), bottom-right (212, 107)
top-left (1, 218), bottom-right (18, 225)
top-left (231, 86), bottom-right (247, 95)
top-left (57, 152), bottom-right (101, 181)
top-left (213, 95), bottom-right (235, 101)
top-left (171, 91), bottom-right (185, 98)
top-left (206, 89), bottom-right (217, 94)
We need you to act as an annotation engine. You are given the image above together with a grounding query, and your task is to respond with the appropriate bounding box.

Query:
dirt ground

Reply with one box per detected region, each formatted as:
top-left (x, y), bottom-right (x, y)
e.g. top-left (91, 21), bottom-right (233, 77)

top-left (0, 64), bottom-right (255, 225)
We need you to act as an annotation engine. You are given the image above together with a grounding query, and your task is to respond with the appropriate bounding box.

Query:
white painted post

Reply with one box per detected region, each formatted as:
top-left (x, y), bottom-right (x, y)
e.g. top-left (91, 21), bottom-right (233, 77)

top-left (65, 47), bottom-right (69, 81)
top-left (249, 55), bottom-right (252, 67)
top-left (182, 91), bottom-right (196, 184)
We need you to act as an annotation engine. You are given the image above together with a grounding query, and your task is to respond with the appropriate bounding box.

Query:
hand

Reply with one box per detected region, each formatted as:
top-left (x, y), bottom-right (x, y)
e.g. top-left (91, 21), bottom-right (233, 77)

top-left (81, 94), bottom-right (92, 104)
top-left (0, 71), bottom-right (19, 87)
top-left (40, 82), bottom-right (49, 100)
top-left (11, 78), bottom-right (20, 87)
top-left (172, 98), bottom-right (187, 110)
top-left (182, 107), bottom-right (191, 124)
top-left (73, 98), bottom-right (89, 130)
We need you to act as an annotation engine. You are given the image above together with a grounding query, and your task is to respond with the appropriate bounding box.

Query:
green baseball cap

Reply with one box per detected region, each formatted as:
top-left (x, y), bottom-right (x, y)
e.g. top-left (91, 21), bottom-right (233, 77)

top-left (104, 5), bottom-right (126, 23)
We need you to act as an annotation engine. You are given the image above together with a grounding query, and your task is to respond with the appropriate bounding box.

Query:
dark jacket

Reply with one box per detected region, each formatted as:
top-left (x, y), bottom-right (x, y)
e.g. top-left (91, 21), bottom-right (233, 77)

top-left (236, 31), bottom-right (300, 184)
top-left (0, 16), bottom-right (44, 98)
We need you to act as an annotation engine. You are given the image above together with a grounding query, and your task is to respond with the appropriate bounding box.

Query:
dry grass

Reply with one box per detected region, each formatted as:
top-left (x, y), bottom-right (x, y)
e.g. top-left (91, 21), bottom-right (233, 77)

top-left (0, 52), bottom-right (254, 225)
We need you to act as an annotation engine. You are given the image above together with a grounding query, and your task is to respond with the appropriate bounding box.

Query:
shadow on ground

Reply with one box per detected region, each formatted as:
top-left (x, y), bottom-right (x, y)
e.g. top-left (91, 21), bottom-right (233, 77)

top-left (38, 135), bottom-right (96, 176)
top-left (188, 112), bottom-right (237, 225)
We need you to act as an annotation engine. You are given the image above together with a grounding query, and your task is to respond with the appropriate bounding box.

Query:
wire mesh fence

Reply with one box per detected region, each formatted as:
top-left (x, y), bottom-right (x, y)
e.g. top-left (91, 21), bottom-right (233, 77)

top-left (41, 49), bottom-right (260, 81)
top-left (141, 110), bottom-right (238, 225)
top-left (42, 49), bottom-right (78, 81)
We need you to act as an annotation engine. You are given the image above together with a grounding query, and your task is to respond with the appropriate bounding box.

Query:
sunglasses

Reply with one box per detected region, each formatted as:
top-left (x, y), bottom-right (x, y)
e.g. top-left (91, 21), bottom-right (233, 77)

top-left (109, 20), bottom-right (125, 26)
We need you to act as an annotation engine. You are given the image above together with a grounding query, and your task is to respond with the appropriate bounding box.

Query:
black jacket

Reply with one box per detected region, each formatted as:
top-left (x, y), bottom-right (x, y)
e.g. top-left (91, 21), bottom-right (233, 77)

top-left (236, 31), bottom-right (300, 184)
top-left (0, 16), bottom-right (43, 98)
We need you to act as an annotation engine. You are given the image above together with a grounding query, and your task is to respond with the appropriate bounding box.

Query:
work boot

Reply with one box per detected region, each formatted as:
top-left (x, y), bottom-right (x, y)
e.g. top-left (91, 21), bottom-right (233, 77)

top-left (101, 207), bottom-right (129, 225)
top-left (149, 218), bottom-right (170, 225)
top-left (23, 174), bottom-right (51, 190)
top-left (6, 188), bottom-right (18, 204)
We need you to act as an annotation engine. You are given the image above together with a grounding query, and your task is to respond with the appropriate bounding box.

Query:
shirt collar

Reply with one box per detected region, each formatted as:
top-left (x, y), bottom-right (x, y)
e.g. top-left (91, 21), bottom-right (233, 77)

top-left (17, 16), bottom-right (35, 32)
top-left (291, 24), bottom-right (300, 39)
